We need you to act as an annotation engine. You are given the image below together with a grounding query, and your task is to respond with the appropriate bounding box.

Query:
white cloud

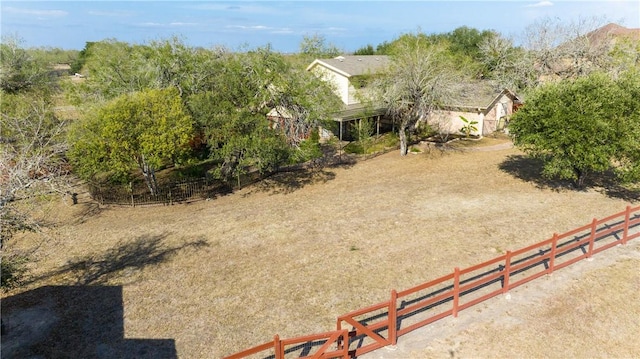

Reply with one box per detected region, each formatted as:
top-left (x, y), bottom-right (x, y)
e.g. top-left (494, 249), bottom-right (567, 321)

top-left (88, 10), bottom-right (134, 17)
top-left (525, 1), bottom-right (554, 8)
top-left (225, 24), bottom-right (295, 35)
top-left (271, 28), bottom-right (294, 35)
top-left (170, 22), bottom-right (198, 27)
top-left (3, 7), bottom-right (67, 17)
top-left (227, 25), bottom-right (270, 31)
top-left (138, 22), bottom-right (163, 27)
top-left (187, 3), bottom-right (285, 16)
top-left (135, 21), bottom-right (199, 28)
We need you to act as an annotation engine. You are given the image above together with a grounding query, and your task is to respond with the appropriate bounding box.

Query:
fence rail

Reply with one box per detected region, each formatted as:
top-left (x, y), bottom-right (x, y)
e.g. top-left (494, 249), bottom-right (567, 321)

top-left (223, 205), bottom-right (640, 359)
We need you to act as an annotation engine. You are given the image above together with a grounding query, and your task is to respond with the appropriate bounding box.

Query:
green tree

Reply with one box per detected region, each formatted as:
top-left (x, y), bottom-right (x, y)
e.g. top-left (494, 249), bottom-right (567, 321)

top-left (68, 88), bottom-right (194, 194)
top-left (447, 26), bottom-right (497, 61)
top-left (66, 37), bottom-right (217, 105)
top-left (354, 44), bottom-right (375, 55)
top-left (65, 39), bottom-right (150, 104)
top-left (299, 33), bottom-right (341, 60)
top-left (509, 71), bottom-right (640, 188)
top-left (0, 35), bottom-right (49, 93)
top-left (375, 41), bottom-right (394, 55)
top-left (350, 118), bottom-right (375, 154)
top-left (187, 46), bottom-right (340, 181)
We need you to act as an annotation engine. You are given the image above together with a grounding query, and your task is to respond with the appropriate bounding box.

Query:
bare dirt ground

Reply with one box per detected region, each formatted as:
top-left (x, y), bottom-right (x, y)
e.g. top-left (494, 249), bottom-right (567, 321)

top-left (3, 136), bottom-right (639, 358)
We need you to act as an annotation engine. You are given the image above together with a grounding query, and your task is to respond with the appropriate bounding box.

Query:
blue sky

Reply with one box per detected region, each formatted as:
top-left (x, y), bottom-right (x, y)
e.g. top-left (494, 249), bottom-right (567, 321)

top-left (2, 1), bottom-right (639, 52)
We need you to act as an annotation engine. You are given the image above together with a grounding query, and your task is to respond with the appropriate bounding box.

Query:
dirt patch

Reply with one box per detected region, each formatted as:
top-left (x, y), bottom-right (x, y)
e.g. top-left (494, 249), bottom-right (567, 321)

top-left (3, 139), bottom-right (639, 358)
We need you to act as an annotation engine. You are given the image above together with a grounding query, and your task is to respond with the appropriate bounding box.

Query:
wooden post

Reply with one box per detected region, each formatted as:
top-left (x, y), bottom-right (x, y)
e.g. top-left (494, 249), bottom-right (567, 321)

top-left (274, 334), bottom-right (282, 359)
top-left (340, 329), bottom-right (349, 358)
top-left (587, 218), bottom-right (597, 258)
top-left (389, 290), bottom-right (398, 345)
top-left (336, 319), bottom-right (344, 352)
top-left (548, 234), bottom-right (558, 274)
top-left (503, 251), bottom-right (512, 294)
top-left (623, 205), bottom-right (631, 245)
top-left (452, 267), bottom-right (460, 318)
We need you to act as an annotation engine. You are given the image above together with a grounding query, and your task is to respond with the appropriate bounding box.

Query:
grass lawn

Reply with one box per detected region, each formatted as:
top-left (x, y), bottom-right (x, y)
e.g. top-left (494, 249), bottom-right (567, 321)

top-left (3, 136), bottom-right (639, 358)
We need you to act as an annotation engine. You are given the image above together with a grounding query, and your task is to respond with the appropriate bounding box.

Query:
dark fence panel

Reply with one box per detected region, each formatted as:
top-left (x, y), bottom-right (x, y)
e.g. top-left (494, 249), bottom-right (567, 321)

top-left (89, 177), bottom-right (230, 206)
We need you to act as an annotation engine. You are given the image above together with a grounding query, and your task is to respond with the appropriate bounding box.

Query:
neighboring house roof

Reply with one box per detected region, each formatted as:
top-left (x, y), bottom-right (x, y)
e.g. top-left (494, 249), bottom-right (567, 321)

top-left (588, 23), bottom-right (640, 45)
top-left (306, 55), bottom-right (391, 77)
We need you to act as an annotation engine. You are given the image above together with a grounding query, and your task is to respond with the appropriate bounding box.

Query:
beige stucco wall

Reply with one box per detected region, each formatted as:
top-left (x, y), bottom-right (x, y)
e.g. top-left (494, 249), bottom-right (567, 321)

top-left (426, 110), bottom-right (484, 137)
top-left (311, 66), bottom-right (351, 105)
top-left (483, 94), bottom-right (515, 135)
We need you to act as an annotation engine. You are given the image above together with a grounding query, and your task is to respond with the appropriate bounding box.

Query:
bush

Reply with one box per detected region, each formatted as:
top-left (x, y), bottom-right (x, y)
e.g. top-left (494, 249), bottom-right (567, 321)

top-left (292, 129), bottom-right (323, 163)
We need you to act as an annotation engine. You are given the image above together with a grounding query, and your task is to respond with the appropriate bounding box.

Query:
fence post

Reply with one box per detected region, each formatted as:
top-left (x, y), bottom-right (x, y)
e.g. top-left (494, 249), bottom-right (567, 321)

top-left (389, 290), bottom-right (398, 345)
top-left (623, 205), bottom-right (631, 245)
top-left (336, 319), bottom-right (345, 352)
top-left (452, 267), bottom-right (460, 318)
top-left (129, 181), bottom-right (135, 207)
top-left (548, 233), bottom-right (558, 274)
top-left (587, 218), bottom-right (597, 258)
top-left (340, 330), bottom-right (349, 358)
top-left (274, 334), bottom-right (282, 359)
top-left (503, 251), bottom-right (512, 294)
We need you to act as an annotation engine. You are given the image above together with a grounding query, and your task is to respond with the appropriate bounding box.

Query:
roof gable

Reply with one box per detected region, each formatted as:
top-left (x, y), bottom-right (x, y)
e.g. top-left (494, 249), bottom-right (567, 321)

top-left (446, 81), bottom-right (521, 111)
top-left (306, 55), bottom-right (390, 77)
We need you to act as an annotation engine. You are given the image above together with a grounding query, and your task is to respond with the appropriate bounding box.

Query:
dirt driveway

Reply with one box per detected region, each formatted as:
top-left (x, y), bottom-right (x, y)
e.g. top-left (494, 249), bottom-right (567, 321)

top-left (3, 139), bottom-right (639, 358)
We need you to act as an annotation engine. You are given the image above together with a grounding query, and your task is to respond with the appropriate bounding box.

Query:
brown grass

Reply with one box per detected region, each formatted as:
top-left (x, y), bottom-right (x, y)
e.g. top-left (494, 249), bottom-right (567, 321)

top-left (3, 138), bottom-right (639, 358)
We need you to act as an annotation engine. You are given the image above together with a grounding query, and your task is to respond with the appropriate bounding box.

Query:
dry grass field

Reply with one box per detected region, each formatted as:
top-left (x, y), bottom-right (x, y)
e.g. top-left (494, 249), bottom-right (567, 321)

top-left (3, 136), bottom-right (639, 358)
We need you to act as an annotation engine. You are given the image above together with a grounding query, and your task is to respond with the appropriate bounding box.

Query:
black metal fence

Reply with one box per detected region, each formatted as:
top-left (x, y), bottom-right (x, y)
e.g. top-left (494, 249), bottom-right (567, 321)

top-left (89, 177), bottom-right (230, 206)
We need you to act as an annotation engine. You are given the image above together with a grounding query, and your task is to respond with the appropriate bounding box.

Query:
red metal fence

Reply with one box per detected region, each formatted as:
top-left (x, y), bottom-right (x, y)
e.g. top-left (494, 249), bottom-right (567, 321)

top-left (224, 205), bottom-right (640, 359)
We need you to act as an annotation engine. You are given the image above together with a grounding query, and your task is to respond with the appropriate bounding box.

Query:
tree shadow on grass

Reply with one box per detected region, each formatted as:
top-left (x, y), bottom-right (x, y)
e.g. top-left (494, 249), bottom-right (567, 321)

top-left (247, 155), bottom-right (358, 196)
top-left (251, 168), bottom-right (338, 195)
top-left (25, 233), bottom-right (209, 286)
top-left (589, 172), bottom-right (640, 202)
top-left (499, 154), bottom-right (640, 201)
top-left (498, 155), bottom-right (572, 190)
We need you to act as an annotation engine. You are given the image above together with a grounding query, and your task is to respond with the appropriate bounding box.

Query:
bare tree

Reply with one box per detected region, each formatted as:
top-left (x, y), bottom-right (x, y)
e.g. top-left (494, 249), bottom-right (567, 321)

top-left (522, 16), bottom-right (611, 82)
top-left (375, 35), bottom-right (467, 155)
top-left (479, 34), bottom-right (537, 92)
top-left (1, 91), bottom-right (69, 248)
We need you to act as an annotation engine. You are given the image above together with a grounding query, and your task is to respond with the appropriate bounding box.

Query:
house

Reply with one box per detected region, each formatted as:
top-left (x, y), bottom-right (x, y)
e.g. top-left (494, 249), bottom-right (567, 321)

top-left (306, 55), bottom-right (393, 140)
top-left (425, 84), bottom-right (522, 137)
top-left (305, 55), bottom-right (521, 140)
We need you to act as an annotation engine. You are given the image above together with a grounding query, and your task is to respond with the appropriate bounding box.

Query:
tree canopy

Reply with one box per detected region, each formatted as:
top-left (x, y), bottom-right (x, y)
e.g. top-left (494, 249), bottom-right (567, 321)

top-left (186, 46), bottom-right (341, 183)
top-left (298, 33), bottom-right (341, 61)
top-left (509, 71), bottom-right (640, 188)
top-left (68, 87), bottom-right (194, 194)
